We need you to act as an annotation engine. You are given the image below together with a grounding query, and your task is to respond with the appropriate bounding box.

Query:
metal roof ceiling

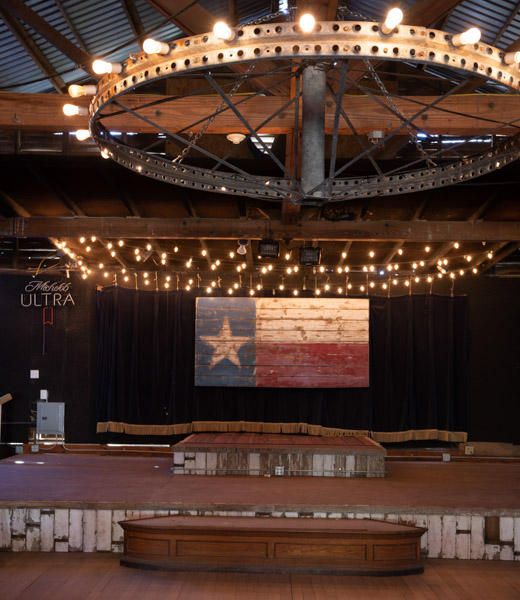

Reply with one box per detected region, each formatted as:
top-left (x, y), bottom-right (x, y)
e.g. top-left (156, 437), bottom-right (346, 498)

top-left (2, 1), bottom-right (520, 94)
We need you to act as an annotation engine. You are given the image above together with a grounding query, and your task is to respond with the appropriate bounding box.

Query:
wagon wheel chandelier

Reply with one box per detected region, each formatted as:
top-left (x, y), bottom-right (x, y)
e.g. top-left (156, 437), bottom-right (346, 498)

top-left (66, 8), bottom-right (520, 206)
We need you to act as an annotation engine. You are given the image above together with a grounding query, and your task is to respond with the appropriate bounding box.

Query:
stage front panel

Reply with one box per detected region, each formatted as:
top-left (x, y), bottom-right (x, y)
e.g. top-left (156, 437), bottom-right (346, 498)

top-left (195, 298), bottom-right (369, 388)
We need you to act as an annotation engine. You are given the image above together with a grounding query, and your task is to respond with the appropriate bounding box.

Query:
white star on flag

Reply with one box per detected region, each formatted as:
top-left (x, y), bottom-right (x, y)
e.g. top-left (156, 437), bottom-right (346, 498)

top-left (201, 316), bottom-right (251, 368)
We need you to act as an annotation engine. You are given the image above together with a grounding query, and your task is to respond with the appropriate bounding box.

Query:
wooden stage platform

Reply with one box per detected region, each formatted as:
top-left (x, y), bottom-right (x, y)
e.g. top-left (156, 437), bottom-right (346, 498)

top-left (172, 433), bottom-right (386, 477)
top-left (0, 452), bottom-right (519, 562)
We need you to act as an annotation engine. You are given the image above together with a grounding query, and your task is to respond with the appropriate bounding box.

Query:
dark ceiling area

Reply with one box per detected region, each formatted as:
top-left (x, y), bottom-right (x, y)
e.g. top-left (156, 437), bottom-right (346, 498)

top-left (1, 0), bottom-right (520, 295)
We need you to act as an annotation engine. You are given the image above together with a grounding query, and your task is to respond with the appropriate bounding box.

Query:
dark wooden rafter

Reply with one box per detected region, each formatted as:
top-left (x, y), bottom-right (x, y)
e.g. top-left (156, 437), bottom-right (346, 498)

top-left (381, 194), bottom-right (432, 264)
top-left (0, 6), bottom-right (66, 93)
top-left (25, 165), bottom-right (130, 270)
top-left (425, 189), bottom-right (501, 266)
top-left (476, 241), bottom-right (520, 272)
top-left (180, 190), bottom-right (212, 264)
top-left (228, 0), bottom-right (239, 26)
top-left (6, 216), bottom-right (520, 241)
top-left (0, 0), bottom-right (95, 76)
top-left (54, 0), bottom-right (89, 53)
top-left (119, 0), bottom-right (146, 39)
top-left (336, 203), bottom-right (365, 267)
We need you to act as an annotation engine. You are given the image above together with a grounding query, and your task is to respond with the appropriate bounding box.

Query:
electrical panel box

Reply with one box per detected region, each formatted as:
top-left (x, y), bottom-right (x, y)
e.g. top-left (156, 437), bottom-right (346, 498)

top-left (36, 402), bottom-right (65, 436)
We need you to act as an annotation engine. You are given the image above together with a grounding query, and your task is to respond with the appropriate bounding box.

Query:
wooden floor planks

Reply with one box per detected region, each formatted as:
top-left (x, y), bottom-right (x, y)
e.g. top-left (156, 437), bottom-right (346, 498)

top-left (0, 553), bottom-right (519, 600)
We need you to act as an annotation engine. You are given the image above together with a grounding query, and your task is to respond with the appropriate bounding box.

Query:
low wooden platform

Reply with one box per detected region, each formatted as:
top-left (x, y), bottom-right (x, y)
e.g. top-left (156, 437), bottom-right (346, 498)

top-left (120, 515), bottom-right (425, 576)
top-left (173, 433), bottom-right (386, 477)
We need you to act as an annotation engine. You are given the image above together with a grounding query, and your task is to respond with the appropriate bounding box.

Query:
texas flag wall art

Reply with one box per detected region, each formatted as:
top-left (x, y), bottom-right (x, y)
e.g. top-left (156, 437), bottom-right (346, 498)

top-left (195, 297), bottom-right (369, 388)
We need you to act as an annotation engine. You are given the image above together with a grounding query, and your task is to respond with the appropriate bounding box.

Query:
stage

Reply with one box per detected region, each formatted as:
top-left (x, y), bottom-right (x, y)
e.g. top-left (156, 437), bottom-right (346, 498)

top-left (0, 452), bottom-right (519, 561)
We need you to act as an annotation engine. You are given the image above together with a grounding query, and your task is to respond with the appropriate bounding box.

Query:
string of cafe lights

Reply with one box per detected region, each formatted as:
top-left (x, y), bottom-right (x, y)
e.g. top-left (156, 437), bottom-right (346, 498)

top-left (53, 236), bottom-right (492, 297)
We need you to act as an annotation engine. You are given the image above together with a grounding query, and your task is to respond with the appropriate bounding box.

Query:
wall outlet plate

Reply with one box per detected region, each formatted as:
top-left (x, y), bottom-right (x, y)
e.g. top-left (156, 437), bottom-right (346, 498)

top-left (274, 466), bottom-right (285, 476)
top-left (464, 445), bottom-right (474, 455)
top-left (30, 444), bottom-right (39, 453)
top-left (442, 453), bottom-right (451, 462)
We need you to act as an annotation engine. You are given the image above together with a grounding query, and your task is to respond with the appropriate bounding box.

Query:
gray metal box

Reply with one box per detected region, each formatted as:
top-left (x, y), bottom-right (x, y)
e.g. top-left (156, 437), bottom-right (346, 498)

top-left (36, 402), bottom-right (65, 436)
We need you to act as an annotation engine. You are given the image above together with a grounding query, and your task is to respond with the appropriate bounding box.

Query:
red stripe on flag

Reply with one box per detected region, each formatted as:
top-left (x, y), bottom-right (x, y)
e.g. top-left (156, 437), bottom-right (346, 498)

top-left (256, 343), bottom-right (369, 388)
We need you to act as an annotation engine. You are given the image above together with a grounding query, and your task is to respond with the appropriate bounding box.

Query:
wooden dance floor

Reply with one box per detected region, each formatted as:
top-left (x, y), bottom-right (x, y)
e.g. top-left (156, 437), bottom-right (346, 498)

top-left (0, 453), bottom-right (518, 511)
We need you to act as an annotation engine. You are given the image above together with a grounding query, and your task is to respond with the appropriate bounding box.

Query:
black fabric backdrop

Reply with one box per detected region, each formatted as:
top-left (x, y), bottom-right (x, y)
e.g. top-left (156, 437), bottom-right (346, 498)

top-left (96, 287), bottom-right (468, 434)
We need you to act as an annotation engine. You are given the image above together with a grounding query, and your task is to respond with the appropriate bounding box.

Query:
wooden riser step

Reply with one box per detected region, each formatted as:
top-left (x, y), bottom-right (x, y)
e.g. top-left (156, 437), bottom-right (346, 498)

top-left (172, 433), bottom-right (387, 477)
top-left (120, 515), bottom-right (426, 576)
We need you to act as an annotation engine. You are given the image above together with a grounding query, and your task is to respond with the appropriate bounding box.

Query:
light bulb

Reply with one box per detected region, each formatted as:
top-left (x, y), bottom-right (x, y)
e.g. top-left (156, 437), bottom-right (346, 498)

top-left (342, 252), bottom-right (347, 258)
top-left (398, 249), bottom-right (403, 255)
top-left (174, 246), bottom-right (179, 253)
top-left (68, 84), bottom-right (96, 98)
top-left (504, 51), bottom-right (520, 64)
top-left (452, 27), bottom-right (481, 46)
top-left (165, 283), bottom-right (169, 289)
top-left (360, 285), bottom-right (365, 292)
top-left (142, 38), bottom-right (170, 55)
top-left (369, 251), bottom-right (375, 258)
top-left (250, 289), bottom-right (255, 295)
top-left (228, 288), bottom-right (233, 295)
top-left (79, 237), bottom-right (85, 243)
top-left (134, 248), bottom-right (139, 255)
top-left (381, 8), bottom-right (403, 34)
top-left (299, 13), bottom-right (315, 33)
top-left (63, 104), bottom-right (88, 116)
top-left (315, 289), bottom-right (321, 295)
top-left (206, 287), bottom-right (212, 293)
top-left (454, 242), bottom-right (460, 249)
top-left (337, 267), bottom-right (343, 274)
top-left (293, 289), bottom-right (299, 296)
top-left (229, 251), bottom-right (235, 258)
top-left (92, 59), bottom-right (122, 74)
top-left (213, 21), bottom-right (234, 41)
top-left (101, 148), bottom-right (110, 159)
top-left (118, 240), bottom-right (124, 247)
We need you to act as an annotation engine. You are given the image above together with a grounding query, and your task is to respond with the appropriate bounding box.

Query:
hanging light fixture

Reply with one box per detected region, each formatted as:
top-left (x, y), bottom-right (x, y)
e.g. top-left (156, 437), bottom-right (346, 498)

top-left (237, 240), bottom-right (249, 255)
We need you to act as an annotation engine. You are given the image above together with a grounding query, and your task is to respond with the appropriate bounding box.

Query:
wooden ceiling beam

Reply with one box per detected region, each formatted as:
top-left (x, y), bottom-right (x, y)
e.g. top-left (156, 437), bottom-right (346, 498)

top-left (0, 7), bottom-right (66, 94)
top-left (119, 0), bottom-right (146, 39)
top-left (4, 216), bottom-right (520, 242)
top-left (0, 0), bottom-right (94, 76)
top-left (3, 92), bottom-right (520, 135)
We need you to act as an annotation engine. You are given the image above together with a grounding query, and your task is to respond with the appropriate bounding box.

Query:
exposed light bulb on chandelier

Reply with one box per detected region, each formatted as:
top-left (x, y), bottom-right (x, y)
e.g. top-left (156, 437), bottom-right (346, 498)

top-left (92, 59), bottom-right (123, 74)
top-left (213, 21), bottom-right (234, 41)
top-left (452, 27), bottom-right (481, 46)
top-left (68, 84), bottom-right (97, 98)
top-left (142, 38), bottom-right (170, 55)
top-left (299, 14), bottom-right (315, 33)
top-left (75, 129), bottom-right (91, 141)
top-left (62, 104), bottom-right (88, 116)
top-left (504, 51), bottom-right (520, 64)
top-left (381, 8), bottom-right (403, 34)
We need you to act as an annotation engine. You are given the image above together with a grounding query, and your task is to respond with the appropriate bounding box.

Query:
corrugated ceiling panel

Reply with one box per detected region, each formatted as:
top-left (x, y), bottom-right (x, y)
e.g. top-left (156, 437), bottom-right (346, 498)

top-left (444, 0), bottom-right (516, 46)
top-left (62, 0), bottom-right (137, 63)
top-left (0, 16), bottom-right (55, 93)
top-left (134, 0), bottom-right (183, 43)
top-left (344, 0), bottom-right (417, 22)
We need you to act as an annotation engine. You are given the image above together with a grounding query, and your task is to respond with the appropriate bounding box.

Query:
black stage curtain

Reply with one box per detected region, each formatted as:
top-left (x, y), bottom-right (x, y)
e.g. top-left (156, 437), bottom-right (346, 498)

top-left (96, 288), bottom-right (468, 437)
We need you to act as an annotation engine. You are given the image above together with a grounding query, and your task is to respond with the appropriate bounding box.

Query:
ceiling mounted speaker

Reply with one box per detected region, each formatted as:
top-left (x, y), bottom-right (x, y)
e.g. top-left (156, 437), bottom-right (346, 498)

top-left (299, 246), bottom-right (322, 266)
top-left (258, 239), bottom-right (279, 258)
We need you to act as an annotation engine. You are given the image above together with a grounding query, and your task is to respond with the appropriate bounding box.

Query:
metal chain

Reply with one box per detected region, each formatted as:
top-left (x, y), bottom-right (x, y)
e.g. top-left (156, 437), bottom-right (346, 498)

top-left (242, 6), bottom-right (296, 28)
top-left (173, 62), bottom-right (257, 164)
top-left (363, 60), bottom-right (436, 168)
top-left (337, 6), bottom-right (372, 21)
